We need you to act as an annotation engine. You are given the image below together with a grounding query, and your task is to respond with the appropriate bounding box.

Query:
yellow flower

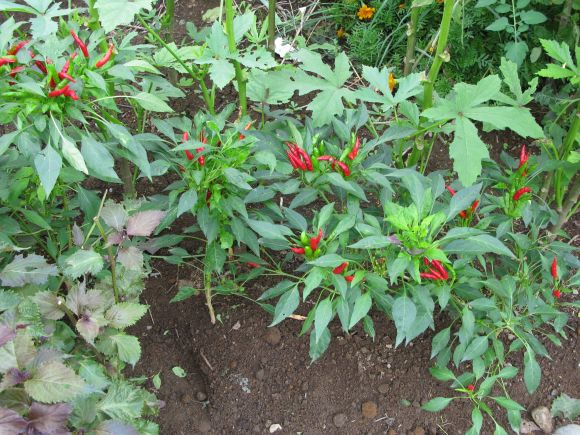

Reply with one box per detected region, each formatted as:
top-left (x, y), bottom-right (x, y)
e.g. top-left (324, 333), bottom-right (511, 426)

top-left (337, 28), bottom-right (346, 39)
top-left (357, 4), bottom-right (376, 20)
top-left (389, 72), bottom-right (396, 93)
top-left (428, 45), bottom-right (435, 53)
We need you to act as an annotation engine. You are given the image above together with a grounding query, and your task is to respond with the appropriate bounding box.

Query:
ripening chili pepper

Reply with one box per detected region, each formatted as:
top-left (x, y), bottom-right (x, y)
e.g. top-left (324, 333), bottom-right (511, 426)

top-left (552, 289), bottom-right (561, 299)
top-left (431, 260), bottom-right (448, 280)
top-left (239, 121), bottom-right (254, 140)
top-left (519, 145), bottom-right (528, 168)
top-left (205, 191), bottom-right (212, 205)
top-left (470, 200), bottom-right (480, 213)
top-left (70, 29), bottom-right (89, 58)
top-left (333, 262), bottom-right (349, 275)
top-left (196, 147), bottom-right (205, 166)
top-left (317, 155), bottom-right (335, 162)
top-left (467, 384), bottom-right (475, 391)
top-left (34, 60), bottom-right (47, 74)
top-left (291, 247), bottom-right (305, 255)
top-left (336, 161), bottom-right (351, 177)
top-left (348, 136), bottom-right (360, 160)
top-left (8, 40), bottom-right (28, 56)
top-left (513, 187), bottom-right (531, 201)
top-left (446, 185), bottom-right (456, 196)
top-left (58, 71), bottom-right (75, 82)
top-left (295, 148), bottom-right (313, 171)
top-left (95, 43), bottom-right (114, 68)
top-left (48, 85), bottom-right (70, 98)
top-left (65, 88), bottom-right (79, 100)
top-left (345, 275), bottom-right (354, 283)
top-left (551, 257), bottom-right (558, 280)
top-left (0, 57), bottom-right (16, 67)
top-left (246, 262), bottom-right (260, 268)
top-left (310, 229), bottom-right (323, 251)
top-left (420, 272), bottom-right (440, 280)
top-left (8, 66), bottom-right (24, 77)
top-left (459, 210), bottom-right (468, 219)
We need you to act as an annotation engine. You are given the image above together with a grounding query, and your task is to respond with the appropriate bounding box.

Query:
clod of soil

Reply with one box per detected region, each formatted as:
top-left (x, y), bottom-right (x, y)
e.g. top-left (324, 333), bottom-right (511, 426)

top-left (531, 406), bottom-right (554, 433)
top-left (333, 413), bottom-right (348, 428)
top-left (361, 400), bottom-right (379, 419)
top-left (264, 327), bottom-right (281, 346)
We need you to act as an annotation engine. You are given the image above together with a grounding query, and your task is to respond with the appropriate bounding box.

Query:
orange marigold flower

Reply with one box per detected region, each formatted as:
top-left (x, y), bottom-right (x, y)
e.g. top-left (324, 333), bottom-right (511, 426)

top-left (357, 4), bottom-right (376, 20)
top-left (389, 72), bottom-right (396, 93)
top-left (337, 28), bottom-right (346, 38)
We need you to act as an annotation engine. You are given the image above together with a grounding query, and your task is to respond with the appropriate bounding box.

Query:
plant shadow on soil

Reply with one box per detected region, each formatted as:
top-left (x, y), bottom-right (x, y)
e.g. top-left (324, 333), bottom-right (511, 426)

top-left (124, 2), bottom-right (579, 434)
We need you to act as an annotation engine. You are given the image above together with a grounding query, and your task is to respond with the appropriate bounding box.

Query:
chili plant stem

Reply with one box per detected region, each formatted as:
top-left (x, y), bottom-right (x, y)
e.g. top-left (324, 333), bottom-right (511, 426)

top-left (403, 7), bottom-right (420, 75)
top-left (268, 0), bottom-right (276, 52)
top-left (422, 0), bottom-right (454, 109)
top-left (550, 175), bottom-right (580, 239)
top-left (554, 102), bottom-right (580, 207)
top-left (225, 0), bottom-right (247, 117)
top-left (137, 15), bottom-right (215, 114)
top-left (204, 271), bottom-right (216, 324)
top-left (95, 218), bottom-right (119, 303)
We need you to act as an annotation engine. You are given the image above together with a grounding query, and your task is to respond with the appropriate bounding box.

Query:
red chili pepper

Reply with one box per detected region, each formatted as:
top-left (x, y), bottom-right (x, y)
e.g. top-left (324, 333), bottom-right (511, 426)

top-left (65, 88), bottom-right (79, 100)
top-left (196, 147), bottom-right (205, 166)
top-left (291, 247), bottom-right (305, 255)
top-left (185, 150), bottom-right (195, 160)
top-left (551, 257), bottom-right (558, 280)
top-left (239, 121), bottom-right (254, 140)
top-left (8, 66), bottom-right (24, 77)
top-left (518, 144), bottom-right (528, 168)
top-left (8, 40), bottom-right (28, 56)
top-left (470, 200), bottom-right (480, 213)
top-left (513, 187), bottom-right (531, 201)
top-left (552, 289), bottom-right (561, 299)
top-left (58, 71), bottom-right (75, 82)
top-left (246, 262), bottom-right (260, 268)
top-left (431, 260), bottom-right (448, 280)
top-left (345, 275), bottom-right (354, 283)
top-left (295, 148), bottom-right (313, 171)
top-left (34, 60), bottom-right (47, 74)
top-left (0, 57), bottom-right (16, 67)
top-left (310, 229), bottom-right (323, 251)
top-left (205, 191), bottom-right (212, 206)
top-left (183, 131), bottom-right (189, 142)
top-left (420, 272), bottom-right (439, 280)
top-left (49, 77), bottom-right (56, 89)
top-left (70, 29), bottom-right (89, 58)
top-left (333, 262), bottom-right (349, 275)
top-left (48, 85), bottom-right (71, 98)
top-left (348, 136), bottom-right (360, 160)
top-left (317, 155), bottom-right (335, 162)
top-left (467, 384), bottom-right (475, 391)
top-left (459, 210), bottom-right (468, 219)
top-left (199, 131), bottom-right (208, 144)
top-left (446, 185), bottom-right (456, 196)
top-left (336, 161), bottom-right (351, 177)
top-left (95, 43), bottom-right (114, 68)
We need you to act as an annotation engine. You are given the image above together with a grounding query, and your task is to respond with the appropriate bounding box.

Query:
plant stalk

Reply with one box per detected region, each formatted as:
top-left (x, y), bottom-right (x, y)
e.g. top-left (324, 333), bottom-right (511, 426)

top-left (422, 0), bottom-right (454, 109)
top-left (403, 7), bottom-right (420, 75)
top-left (554, 102), bottom-right (579, 207)
top-left (119, 160), bottom-right (136, 198)
top-left (550, 176), bottom-right (580, 239)
top-left (225, 0), bottom-right (247, 116)
top-left (95, 219), bottom-right (119, 303)
top-left (204, 271), bottom-right (216, 324)
top-left (268, 0), bottom-right (276, 52)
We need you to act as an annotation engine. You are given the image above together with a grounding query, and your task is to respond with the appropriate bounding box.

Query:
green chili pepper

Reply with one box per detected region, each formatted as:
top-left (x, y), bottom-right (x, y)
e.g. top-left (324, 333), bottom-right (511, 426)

top-left (300, 231), bottom-right (309, 246)
top-left (313, 248), bottom-right (321, 257)
top-left (304, 246), bottom-right (313, 257)
top-left (340, 148), bottom-right (351, 162)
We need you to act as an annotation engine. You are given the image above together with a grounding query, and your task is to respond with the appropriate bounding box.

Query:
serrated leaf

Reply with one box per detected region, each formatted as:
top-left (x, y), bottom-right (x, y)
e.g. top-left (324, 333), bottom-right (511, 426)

top-left (126, 210), bottom-right (166, 237)
top-left (106, 303), bottom-right (148, 329)
top-left (24, 362), bottom-right (84, 403)
top-left (449, 117), bottom-right (489, 186)
top-left (109, 334), bottom-right (141, 367)
top-left (27, 402), bottom-right (72, 434)
top-left (97, 381), bottom-right (144, 420)
top-left (101, 203), bottom-right (128, 231)
top-left (116, 246), bottom-right (143, 271)
top-left (63, 250), bottom-right (104, 279)
top-left (0, 254), bottom-right (57, 287)
top-left (551, 393), bottom-right (580, 419)
top-left (0, 407), bottom-right (27, 433)
top-left (95, 0), bottom-right (154, 32)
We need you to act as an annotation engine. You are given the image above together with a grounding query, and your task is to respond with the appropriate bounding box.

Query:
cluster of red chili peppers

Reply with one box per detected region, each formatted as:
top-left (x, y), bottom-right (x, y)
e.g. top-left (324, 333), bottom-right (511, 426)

top-left (182, 131), bottom-right (206, 166)
top-left (551, 256), bottom-right (561, 299)
top-left (420, 257), bottom-right (449, 281)
top-left (446, 185), bottom-right (479, 220)
top-left (513, 145), bottom-right (532, 202)
top-left (316, 135), bottom-right (361, 177)
top-left (291, 229), bottom-right (323, 259)
top-left (286, 143), bottom-right (313, 172)
top-left (1, 29), bottom-right (114, 101)
top-left (333, 261), bottom-right (354, 282)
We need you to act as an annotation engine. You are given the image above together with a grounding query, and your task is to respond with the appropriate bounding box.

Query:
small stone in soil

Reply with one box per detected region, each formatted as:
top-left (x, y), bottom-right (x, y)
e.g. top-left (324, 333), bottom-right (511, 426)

top-left (361, 401), bottom-right (378, 419)
top-left (378, 384), bottom-right (389, 394)
top-left (198, 420), bottom-right (211, 433)
top-left (264, 327), bottom-right (281, 346)
top-left (520, 420), bottom-right (541, 434)
top-left (196, 391), bottom-right (207, 402)
top-left (269, 423), bottom-right (282, 433)
top-left (554, 424), bottom-right (580, 435)
top-left (413, 428), bottom-right (426, 435)
top-left (229, 360), bottom-right (238, 370)
top-left (256, 369), bottom-right (265, 381)
top-left (531, 406), bottom-right (553, 433)
top-left (333, 413), bottom-right (348, 428)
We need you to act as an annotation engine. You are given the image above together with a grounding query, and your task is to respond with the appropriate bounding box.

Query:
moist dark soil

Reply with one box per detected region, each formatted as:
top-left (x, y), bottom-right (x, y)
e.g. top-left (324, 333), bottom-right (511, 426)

top-left (123, 2), bottom-right (580, 435)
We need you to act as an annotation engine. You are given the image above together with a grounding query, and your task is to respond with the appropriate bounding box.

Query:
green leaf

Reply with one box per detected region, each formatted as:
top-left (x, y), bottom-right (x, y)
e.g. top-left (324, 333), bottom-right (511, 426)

top-left (431, 327), bottom-right (451, 358)
top-left (524, 350), bottom-right (541, 394)
top-left (392, 296), bottom-right (417, 347)
top-left (172, 366), bottom-right (187, 378)
top-left (303, 268), bottom-right (325, 300)
top-left (63, 250), bottom-right (104, 279)
top-left (177, 190), bottom-right (198, 218)
top-left (105, 303), bottom-right (148, 329)
top-left (444, 234), bottom-right (515, 258)
top-left (447, 183), bottom-right (481, 220)
top-left (551, 393), bottom-right (580, 419)
top-left (0, 254), bottom-right (57, 287)
top-left (34, 145), bottom-right (62, 197)
top-left (25, 361), bottom-right (84, 403)
top-left (422, 397), bottom-right (453, 412)
top-left (349, 236), bottom-right (396, 249)
top-left (491, 396), bottom-right (526, 411)
top-left (309, 326), bottom-right (331, 361)
top-left (486, 17), bottom-right (509, 31)
top-left (109, 333), bottom-right (141, 367)
top-left (97, 381), bottom-right (145, 420)
top-left (205, 241), bottom-right (226, 273)
top-left (314, 298), bottom-right (333, 343)
top-left (133, 92), bottom-right (173, 113)
top-left (81, 137), bottom-right (120, 183)
top-left (95, 0), bottom-right (154, 32)
top-left (61, 137), bottom-right (88, 174)
top-left (539, 39), bottom-right (575, 67)
top-left (462, 336), bottom-right (489, 362)
top-left (449, 117), bottom-right (489, 186)
top-left (520, 10), bottom-right (546, 24)
top-left (349, 292), bottom-right (372, 329)
top-left (209, 59), bottom-right (236, 89)
top-left (308, 254), bottom-right (346, 268)
top-left (429, 366), bottom-right (455, 382)
top-left (247, 219), bottom-right (293, 240)
top-left (270, 287), bottom-right (299, 326)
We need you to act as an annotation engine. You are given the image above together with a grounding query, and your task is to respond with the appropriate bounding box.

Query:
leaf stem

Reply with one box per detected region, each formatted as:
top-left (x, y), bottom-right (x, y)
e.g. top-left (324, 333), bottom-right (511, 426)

top-left (225, 0), bottom-right (247, 117)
